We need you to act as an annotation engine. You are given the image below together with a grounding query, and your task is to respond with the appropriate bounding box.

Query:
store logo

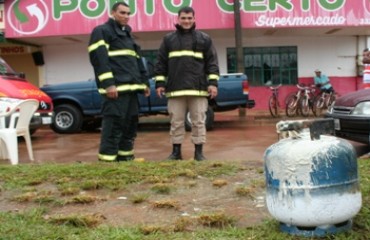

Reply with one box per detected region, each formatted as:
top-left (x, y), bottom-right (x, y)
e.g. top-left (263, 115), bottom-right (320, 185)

top-left (7, 0), bottom-right (49, 35)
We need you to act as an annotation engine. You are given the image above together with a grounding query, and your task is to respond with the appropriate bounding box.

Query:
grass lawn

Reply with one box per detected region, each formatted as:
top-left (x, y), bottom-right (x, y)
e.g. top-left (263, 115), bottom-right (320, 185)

top-left (0, 159), bottom-right (369, 240)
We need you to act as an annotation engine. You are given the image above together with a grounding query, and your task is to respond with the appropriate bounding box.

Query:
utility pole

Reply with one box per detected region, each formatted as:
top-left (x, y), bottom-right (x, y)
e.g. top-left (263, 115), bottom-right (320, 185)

top-left (234, 0), bottom-right (246, 116)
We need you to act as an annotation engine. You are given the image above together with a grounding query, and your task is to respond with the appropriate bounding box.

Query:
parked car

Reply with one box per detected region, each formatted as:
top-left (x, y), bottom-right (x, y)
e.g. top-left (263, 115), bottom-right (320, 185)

top-left (0, 57), bottom-right (53, 134)
top-left (325, 88), bottom-right (370, 145)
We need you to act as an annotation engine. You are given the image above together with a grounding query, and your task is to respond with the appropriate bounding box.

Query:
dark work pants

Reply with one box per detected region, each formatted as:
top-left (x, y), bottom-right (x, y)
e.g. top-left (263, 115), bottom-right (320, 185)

top-left (98, 92), bottom-right (139, 161)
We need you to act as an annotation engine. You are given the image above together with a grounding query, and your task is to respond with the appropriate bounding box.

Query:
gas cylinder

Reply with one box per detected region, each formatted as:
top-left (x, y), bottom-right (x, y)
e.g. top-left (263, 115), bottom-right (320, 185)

top-left (264, 130), bottom-right (362, 237)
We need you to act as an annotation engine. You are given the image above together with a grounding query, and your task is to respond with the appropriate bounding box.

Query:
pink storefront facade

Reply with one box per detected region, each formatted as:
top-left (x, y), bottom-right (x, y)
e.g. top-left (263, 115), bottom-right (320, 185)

top-left (3, 0), bottom-right (370, 110)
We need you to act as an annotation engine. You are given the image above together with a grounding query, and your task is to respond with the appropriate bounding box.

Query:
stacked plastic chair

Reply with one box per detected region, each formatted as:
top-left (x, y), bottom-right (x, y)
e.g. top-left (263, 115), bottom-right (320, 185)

top-left (0, 98), bottom-right (39, 165)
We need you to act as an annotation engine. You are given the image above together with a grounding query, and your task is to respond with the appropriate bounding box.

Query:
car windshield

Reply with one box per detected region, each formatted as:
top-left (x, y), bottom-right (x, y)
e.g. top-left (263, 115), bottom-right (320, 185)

top-left (0, 57), bottom-right (18, 76)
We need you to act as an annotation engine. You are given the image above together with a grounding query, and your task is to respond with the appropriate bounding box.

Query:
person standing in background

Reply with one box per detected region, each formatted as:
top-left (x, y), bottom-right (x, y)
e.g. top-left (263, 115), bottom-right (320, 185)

top-left (88, 2), bottom-right (150, 162)
top-left (362, 48), bottom-right (370, 89)
top-left (154, 6), bottom-right (219, 161)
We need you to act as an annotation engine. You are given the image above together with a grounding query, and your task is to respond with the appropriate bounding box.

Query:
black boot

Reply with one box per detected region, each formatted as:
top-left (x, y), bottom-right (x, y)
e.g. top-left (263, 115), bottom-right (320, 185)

top-left (167, 144), bottom-right (182, 160)
top-left (194, 144), bottom-right (206, 161)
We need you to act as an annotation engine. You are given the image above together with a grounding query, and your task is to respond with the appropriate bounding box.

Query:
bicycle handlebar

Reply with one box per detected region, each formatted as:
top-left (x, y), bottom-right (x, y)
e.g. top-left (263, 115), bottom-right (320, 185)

top-left (296, 84), bottom-right (316, 90)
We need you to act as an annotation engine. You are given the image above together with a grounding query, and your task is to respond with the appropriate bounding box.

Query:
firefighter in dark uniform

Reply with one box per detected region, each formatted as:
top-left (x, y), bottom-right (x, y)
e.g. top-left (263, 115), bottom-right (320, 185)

top-left (154, 6), bottom-right (219, 161)
top-left (88, 2), bottom-right (150, 162)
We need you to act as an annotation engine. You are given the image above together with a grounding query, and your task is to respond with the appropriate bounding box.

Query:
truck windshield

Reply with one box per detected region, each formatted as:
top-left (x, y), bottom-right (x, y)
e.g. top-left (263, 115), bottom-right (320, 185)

top-left (0, 57), bottom-right (18, 77)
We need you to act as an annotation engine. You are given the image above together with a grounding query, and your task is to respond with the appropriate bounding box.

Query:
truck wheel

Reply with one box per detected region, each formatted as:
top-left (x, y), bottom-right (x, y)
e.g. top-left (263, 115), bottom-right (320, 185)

top-left (51, 104), bottom-right (83, 134)
top-left (185, 107), bottom-right (214, 132)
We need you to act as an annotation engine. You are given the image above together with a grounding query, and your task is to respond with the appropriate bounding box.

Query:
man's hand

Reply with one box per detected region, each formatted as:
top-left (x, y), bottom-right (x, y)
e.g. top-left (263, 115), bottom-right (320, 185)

top-left (144, 86), bottom-right (150, 97)
top-left (106, 85), bottom-right (118, 99)
top-left (156, 87), bottom-right (165, 98)
top-left (208, 85), bottom-right (218, 99)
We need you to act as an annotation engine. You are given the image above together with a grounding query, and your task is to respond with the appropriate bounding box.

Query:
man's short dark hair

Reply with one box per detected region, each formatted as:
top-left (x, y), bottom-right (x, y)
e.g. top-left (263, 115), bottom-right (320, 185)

top-left (112, 1), bottom-right (129, 11)
top-left (178, 6), bottom-right (195, 16)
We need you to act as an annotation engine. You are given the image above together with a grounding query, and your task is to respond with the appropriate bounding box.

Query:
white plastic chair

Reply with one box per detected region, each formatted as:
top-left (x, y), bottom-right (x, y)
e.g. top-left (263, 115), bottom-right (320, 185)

top-left (0, 99), bottom-right (39, 165)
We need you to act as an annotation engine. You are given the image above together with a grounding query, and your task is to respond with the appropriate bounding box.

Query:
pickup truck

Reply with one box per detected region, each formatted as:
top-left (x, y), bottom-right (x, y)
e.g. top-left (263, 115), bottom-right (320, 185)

top-left (41, 74), bottom-right (255, 134)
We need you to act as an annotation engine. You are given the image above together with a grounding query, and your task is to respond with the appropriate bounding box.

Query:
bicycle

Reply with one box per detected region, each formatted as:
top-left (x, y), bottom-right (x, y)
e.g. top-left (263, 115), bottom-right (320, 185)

top-left (285, 84), bottom-right (316, 117)
top-left (312, 90), bottom-right (336, 117)
top-left (268, 84), bottom-right (282, 117)
top-left (298, 84), bottom-right (317, 117)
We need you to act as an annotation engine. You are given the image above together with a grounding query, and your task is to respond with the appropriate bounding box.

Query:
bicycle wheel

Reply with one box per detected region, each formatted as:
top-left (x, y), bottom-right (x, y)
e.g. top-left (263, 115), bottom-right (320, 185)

top-left (312, 95), bottom-right (325, 117)
top-left (299, 95), bottom-right (310, 117)
top-left (285, 95), bottom-right (298, 117)
top-left (327, 93), bottom-right (336, 107)
top-left (268, 95), bottom-right (279, 117)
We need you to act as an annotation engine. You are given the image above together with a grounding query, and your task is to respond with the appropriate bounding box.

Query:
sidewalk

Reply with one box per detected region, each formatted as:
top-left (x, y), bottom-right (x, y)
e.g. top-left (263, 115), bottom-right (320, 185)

top-left (247, 109), bottom-right (317, 120)
top-left (247, 109), bottom-right (273, 118)
top-left (213, 109), bottom-right (281, 126)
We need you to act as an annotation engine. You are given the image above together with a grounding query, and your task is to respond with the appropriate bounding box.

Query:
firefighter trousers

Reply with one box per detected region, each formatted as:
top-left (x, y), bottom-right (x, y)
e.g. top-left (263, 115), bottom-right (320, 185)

top-left (168, 96), bottom-right (208, 145)
top-left (98, 92), bottom-right (139, 161)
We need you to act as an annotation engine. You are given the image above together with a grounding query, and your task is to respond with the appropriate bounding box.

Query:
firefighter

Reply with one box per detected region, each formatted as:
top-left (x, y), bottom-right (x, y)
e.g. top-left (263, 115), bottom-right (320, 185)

top-left (88, 2), bottom-right (150, 162)
top-left (154, 6), bottom-right (220, 161)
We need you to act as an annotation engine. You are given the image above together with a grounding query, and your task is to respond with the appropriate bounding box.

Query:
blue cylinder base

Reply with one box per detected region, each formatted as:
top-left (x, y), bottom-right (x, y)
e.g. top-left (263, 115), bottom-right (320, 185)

top-left (279, 219), bottom-right (353, 237)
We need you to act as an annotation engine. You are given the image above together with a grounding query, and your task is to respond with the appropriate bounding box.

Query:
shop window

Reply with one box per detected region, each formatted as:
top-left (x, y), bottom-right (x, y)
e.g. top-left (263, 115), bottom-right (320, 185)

top-left (227, 46), bottom-right (298, 86)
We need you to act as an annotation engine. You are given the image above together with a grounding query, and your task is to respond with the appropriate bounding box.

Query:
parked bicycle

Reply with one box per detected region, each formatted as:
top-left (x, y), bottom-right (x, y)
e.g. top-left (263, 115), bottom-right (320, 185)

top-left (312, 90), bottom-right (336, 117)
top-left (285, 84), bottom-right (316, 117)
top-left (298, 84), bottom-right (317, 117)
top-left (268, 84), bottom-right (282, 117)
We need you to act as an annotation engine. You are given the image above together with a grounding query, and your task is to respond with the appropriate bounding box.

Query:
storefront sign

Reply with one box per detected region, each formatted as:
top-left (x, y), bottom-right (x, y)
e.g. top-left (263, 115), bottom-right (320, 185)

top-left (4, 0), bottom-right (370, 38)
top-left (0, 46), bottom-right (27, 55)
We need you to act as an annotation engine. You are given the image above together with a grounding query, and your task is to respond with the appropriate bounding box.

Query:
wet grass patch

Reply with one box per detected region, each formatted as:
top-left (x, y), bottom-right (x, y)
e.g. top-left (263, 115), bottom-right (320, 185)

top-left (0, 159), bottom-right (369, 239)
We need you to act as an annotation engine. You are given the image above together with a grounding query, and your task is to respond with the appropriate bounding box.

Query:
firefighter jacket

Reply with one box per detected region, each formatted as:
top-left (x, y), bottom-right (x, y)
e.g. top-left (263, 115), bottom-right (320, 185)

top-left (88, 18), bottom-right (148, 95)
top-left (154, 24), bottom-right (220, 98)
